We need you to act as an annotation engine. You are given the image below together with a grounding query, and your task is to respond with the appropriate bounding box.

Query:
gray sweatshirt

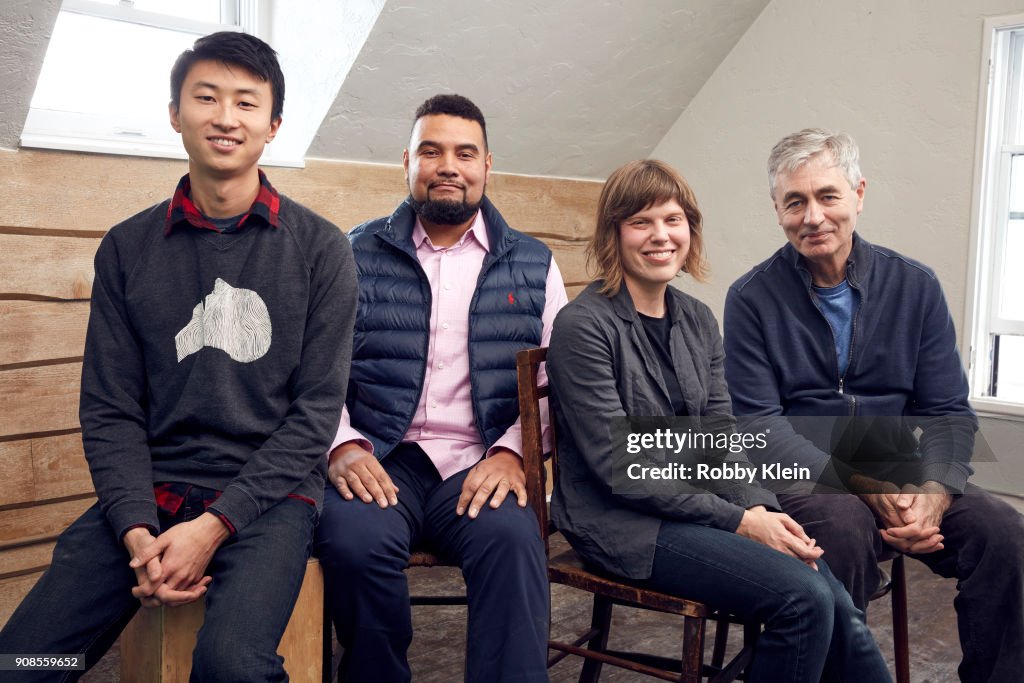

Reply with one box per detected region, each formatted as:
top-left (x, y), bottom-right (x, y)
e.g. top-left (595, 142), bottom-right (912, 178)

top-left (80, 188), bottom-right (357, 540)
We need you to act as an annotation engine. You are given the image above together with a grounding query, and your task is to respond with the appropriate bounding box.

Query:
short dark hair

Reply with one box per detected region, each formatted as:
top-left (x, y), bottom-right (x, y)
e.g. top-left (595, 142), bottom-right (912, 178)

top-left (170, 31), bottom-right (285, 122)
top-left (413, 94), bottom-right (488, 149)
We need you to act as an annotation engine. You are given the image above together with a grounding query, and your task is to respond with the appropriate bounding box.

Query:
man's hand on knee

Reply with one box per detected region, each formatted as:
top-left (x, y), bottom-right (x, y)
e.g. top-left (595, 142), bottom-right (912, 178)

top-left (124, 528), bottom-right (165, 607)
top-left (880, 523), bottom-right (944, 554)
top-left (880, 481), bottom-right (951, 554)
top-left (911, 481), bottom-right (954, 527)
top-left (861, 492), bottom-right (942, 552)
top-left (850, 474), bottom-right (908, 528)
top-left (123, 527), bottom-right (210, 608)
top-left (133, 513), bottom-right (227, 591)
top-left (328, 442), bottom-right (398, 508)
top-left (868, 492), bottom-right (913, 529)
top-left (456, 449), bottom-right (527, 519)
top-left (146, 577), bottom-right (213, 607)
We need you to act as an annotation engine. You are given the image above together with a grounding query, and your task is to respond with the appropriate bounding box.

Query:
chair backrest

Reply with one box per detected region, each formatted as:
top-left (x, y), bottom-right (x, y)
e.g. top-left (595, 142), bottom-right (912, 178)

top-left (515, 346), bottom-right (556, 555)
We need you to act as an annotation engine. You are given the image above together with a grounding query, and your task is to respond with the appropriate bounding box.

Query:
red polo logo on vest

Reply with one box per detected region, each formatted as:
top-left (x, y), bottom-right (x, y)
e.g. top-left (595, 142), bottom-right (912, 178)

top-left (508, 293), bottom-right (515, 305)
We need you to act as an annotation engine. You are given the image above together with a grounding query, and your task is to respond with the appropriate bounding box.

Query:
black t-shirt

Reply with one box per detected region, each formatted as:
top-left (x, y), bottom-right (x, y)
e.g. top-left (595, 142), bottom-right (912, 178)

top-left (207, 212), bottom-right (247, 234)
top-left (638, 308), bottom-right (688, 416)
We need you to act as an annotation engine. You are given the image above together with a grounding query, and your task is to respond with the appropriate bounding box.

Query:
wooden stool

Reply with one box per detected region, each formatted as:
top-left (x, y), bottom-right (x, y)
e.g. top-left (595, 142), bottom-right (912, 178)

top-left (121, 557), bottom-right (324, 682)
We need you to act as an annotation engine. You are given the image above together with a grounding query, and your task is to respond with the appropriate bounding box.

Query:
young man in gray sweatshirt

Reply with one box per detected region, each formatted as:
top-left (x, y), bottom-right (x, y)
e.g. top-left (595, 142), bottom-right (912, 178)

top-left (0, 31), bottom-right (356, 681)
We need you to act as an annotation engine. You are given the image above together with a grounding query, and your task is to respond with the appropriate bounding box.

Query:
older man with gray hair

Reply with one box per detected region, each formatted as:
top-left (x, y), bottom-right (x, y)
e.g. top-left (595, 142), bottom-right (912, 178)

top-left (723, 128), bottom-right (1024, 682)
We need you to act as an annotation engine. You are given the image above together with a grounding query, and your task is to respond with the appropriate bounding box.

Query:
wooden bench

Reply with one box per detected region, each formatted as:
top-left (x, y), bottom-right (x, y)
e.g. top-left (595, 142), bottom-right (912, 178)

top-left (120, 557), bottom-right (324, 682)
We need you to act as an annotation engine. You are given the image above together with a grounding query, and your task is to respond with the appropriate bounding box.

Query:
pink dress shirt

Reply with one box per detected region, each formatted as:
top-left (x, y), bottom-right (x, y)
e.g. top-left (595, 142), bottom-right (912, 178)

top-left (331, 211), bottom-right (568, 480)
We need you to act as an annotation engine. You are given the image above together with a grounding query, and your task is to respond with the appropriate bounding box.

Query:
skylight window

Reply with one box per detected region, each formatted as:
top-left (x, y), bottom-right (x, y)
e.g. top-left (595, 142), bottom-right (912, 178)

top-left (20, 0), bottom-right (302, 166)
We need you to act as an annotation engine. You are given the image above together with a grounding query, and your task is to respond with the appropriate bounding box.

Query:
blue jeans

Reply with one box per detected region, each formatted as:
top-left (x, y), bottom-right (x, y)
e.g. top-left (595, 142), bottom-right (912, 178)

top-left (0, 491), bottom-right (316, 682)
top-left (645, 521), bottom-right (891, 683)
top-left (314, 443), bottom-right (549, 683)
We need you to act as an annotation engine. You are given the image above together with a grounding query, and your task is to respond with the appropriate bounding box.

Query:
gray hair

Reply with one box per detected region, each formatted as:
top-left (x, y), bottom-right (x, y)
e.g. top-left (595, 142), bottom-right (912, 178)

top-left (767, 128), bottom-right (862, 198)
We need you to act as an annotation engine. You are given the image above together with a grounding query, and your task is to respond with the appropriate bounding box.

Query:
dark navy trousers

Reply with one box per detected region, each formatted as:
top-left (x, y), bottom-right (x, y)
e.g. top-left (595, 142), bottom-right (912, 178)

top-left (314, 443), bottom-right (549, 683)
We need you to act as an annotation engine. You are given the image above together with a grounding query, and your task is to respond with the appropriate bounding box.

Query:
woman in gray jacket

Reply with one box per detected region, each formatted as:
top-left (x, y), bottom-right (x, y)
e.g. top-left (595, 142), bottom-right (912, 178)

top-left (546, 159), bottom-right (889, 682)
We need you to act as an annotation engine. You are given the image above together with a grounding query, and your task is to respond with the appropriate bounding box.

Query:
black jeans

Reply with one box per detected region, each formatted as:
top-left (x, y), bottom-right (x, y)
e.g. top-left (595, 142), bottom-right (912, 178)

top-left (779, 484), bottom-right (1024, 682)
top-left (0, 493), bottom-right (315, 682)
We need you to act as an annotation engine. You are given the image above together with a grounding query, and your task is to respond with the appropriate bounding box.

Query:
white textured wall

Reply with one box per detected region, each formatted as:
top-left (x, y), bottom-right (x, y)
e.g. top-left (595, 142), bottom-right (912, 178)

top-left (266, 0), bottom-right (385, 162)
top-left (654, 0), bottom-right (1024, 323)
top-left (308, 0), bottom-right (770, 178)
top-left (0, 0), bottom-right (59, 150)
top-left (651, 0), bottom-right (1024, 493)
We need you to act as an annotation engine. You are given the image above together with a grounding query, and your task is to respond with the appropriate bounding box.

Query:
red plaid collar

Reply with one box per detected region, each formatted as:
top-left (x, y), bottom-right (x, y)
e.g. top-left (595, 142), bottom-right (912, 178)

top-left (153, 482), bottom-right (314, 534)
top-left (165, 170), bottom-right (280, 235)
top-left (154, 482), bottom-right (219, 515)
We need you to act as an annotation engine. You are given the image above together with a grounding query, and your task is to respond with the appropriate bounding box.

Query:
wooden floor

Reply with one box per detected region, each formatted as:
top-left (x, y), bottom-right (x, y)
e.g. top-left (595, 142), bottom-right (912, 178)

top-left (86, 495), bottom-right (1024, 682)
top-left (82, 542), bottom-right (962, 683)
top-left (407, 541), bottom-right (963, 683)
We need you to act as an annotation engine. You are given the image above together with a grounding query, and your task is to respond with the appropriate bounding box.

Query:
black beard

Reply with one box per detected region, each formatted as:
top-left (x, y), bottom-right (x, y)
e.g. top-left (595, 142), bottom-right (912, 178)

top-left (409, 195), bottom-right (481, 226)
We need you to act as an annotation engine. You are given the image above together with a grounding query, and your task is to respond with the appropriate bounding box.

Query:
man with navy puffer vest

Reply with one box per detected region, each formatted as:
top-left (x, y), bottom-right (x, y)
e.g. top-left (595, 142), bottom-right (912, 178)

top-left (314, 94), bottom-right (567, 683)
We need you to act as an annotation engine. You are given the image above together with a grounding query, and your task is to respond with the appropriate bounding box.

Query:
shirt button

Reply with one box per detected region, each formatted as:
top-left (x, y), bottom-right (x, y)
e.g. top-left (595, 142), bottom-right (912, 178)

top-left (438, 361), bottom-right (445, 369)
top-left (442, 322), bottom-right (449, 330)
top-left (444, 283), bottom-right (451, 290)
top-left (431, 401), bottom-right (438, 408)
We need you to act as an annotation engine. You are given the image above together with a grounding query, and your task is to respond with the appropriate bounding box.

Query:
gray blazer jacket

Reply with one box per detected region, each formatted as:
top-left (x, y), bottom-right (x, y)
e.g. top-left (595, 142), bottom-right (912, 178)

top-left (547, 282), bottom-right (778, 580)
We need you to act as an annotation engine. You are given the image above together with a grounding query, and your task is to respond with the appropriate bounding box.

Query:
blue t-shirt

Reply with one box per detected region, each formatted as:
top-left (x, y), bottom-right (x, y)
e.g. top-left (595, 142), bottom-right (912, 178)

top-left (813, 279), bottom-right (859, 376)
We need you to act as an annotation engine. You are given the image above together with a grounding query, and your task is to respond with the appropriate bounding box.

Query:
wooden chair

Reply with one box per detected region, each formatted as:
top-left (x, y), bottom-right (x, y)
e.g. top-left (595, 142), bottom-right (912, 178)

top-left (870, 554), bottom-right (910, 683)
top-left (515, 347), bottom-right (757, 683)
top-left (406, 549), bottom-right (468, 605)
top-left (322, 547), bottom-right (468, 682)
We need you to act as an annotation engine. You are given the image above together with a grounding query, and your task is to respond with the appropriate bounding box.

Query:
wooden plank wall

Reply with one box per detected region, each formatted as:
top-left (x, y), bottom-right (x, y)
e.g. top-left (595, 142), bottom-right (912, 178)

top-left (0, 148), bottom-right (600, 626)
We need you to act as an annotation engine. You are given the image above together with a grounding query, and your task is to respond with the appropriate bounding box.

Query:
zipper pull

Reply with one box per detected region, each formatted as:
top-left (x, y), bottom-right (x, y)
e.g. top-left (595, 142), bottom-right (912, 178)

top-left (839, 377), bottom-right (845, 394)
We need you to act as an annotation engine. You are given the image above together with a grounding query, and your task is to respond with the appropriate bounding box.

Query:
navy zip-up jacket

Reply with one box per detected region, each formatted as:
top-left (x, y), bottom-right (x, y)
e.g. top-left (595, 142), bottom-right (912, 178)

top-left (345, 197), bottom-right (550, 459)
top-left (723, 233), bottom-right (977, 493)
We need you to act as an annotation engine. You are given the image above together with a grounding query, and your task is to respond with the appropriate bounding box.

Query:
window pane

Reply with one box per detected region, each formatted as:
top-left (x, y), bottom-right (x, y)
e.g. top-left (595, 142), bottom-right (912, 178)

top-left (80, 0), bottom-right (229, 24)
top-left (995, 335), bottom-right (1024, 402)
top-left (1000, 156), bottom-right (1024, 321)
top-left (998, 219), bottom-right (1024, 320)
top-left (1011, 154), bottom-right (1024, 214)
top-left (31, 12), bottom-right (196, 119)
top-left (1012, 31), bottom-right (1024, 146)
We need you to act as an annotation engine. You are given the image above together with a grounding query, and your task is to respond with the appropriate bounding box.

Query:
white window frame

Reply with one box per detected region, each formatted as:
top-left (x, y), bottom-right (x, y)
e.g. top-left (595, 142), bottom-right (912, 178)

top-left (19, 0), bottom-right (293, 165)
top-left (966, 13), bottom-right (1024, 418)
top-left (62, 0), bottom-right (245, 36)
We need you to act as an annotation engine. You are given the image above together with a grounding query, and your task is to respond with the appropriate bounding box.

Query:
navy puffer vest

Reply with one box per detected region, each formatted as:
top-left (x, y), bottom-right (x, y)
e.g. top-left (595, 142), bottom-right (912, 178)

top-left (346, 197), bottom-right (550, 459)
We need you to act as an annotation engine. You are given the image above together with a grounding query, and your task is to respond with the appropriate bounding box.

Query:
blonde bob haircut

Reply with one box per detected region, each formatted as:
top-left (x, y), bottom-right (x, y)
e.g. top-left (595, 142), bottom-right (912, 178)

top-left (588, 159), bottom-right (708, 296)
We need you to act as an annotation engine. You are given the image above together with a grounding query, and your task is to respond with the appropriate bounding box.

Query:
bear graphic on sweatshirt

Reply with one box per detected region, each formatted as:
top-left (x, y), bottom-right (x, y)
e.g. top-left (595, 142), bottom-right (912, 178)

top-left (175, 278), bottom-right (272, 363)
